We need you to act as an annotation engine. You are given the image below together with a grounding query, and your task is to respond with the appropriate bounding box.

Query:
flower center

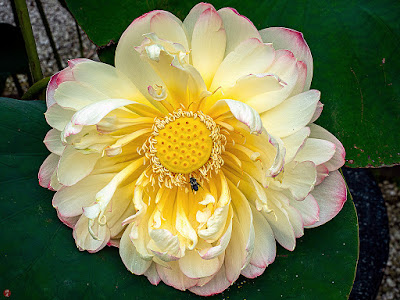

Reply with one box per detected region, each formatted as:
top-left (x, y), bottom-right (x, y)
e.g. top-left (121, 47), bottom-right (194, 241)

top-left (142, 109), bottom-right (226, 188)
top-left (155, 117), bottom-right (213, 174)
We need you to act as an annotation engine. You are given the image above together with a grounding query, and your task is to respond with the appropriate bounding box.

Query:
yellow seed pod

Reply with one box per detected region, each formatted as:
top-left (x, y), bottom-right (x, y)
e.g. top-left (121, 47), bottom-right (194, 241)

top-left (155, 117), bottom-right (213, 174)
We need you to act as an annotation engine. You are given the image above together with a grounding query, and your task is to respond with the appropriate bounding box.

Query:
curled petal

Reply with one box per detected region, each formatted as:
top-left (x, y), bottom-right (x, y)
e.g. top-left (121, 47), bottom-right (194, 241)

top-left (198, 214), bottom-right (233, 260)
top-left (62, 98), bottom-right (136, 140)
top-left (215, 99), bottom-right (264, 135)
top-left (115, 10), bottom-right (180, 101)
top-left (53, 174), bottom-right (114, 218)
top-left (73, 214), bottom-right (110, 252)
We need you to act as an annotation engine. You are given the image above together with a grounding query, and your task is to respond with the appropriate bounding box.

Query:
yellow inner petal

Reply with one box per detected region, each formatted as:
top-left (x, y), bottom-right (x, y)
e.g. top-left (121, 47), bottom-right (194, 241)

top-left (155, 117), bottom-right (212, 174)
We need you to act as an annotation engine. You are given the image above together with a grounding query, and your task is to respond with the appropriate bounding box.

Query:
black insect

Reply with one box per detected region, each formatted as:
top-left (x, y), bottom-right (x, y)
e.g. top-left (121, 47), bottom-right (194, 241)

top-left (189, 177), bottom-right (200, 192)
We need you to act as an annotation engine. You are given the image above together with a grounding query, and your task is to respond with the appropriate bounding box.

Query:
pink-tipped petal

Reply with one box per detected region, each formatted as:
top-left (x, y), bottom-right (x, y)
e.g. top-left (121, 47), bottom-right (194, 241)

top-left (189, 265), bottom-right (230, 296)
top-left (144, 263), bottom-right (161, 285)
top-left (120, 223), bottom-right (152, 275)
top-left (156, 261), bottom-right (198, 291)
top-left (241, 263), bottom-right (266, 279)
top-left (316, 164), bottom-right (329, 185)
top-left (310, 101), bottom-right (324, 123)
top-left (309, 124), bottom-right (346, 171)
top-left (56, 210), bottom-right (80, 228)
top-left (247, 205), bottom-right (276, 268)
top-left (306, 170), bottom-right (347, 228)
top-left (217, 7), bottom-right (262, 55)
top-left (67, 58), bottom-right (91, 68)
top-left (259, 27), bottom-right (313, 91)
top-left (46, 72), bottom-right (59, 108)
top-left (253, 50), bottom-right (299, 112)
top-left (150, 12), bottom-right (188, 50)
top-left (56, 67), bottom-right (74, 86)
top-left (183, 2), bottom-right (216, 44)
top-left (191, 7), bottom-right (226, 87)
top-left (289, 194), bottom-right (320, 227)
top-left (43, 128), bottom-right (65, 155)
top-left (290, 60), bottom-right (307, 96)
top-left (294, 138), bottom-right (336, 166)
top-left (38, 153), bottom-right (59, 189)
top-left (107, 239), bottom-right (120, 248)
top-left (46, 58), bottom-right (89, 108)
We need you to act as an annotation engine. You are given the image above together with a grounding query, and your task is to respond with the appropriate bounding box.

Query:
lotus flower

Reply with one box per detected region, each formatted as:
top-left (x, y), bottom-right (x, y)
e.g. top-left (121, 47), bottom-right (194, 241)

top-left (39, 3), bottom-right (346, 296)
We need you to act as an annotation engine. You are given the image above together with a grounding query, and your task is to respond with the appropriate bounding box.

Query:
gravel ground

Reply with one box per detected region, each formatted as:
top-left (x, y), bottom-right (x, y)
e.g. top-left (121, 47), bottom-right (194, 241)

top-left (0, 0), bottom-right (97, 96)
top-left (377, 180), bottom-right (400, 300)
top-left (1, 1), bottom-right (399, 299)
